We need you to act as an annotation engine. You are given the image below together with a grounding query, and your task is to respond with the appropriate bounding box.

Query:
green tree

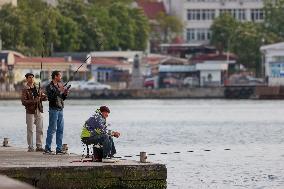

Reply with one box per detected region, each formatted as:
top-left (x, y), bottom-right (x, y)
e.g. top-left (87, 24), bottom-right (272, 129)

top-left (210, 13), bottom-right (237, 53)
top-left (18, 0), bottom-right (54, 55)
top-left (231, 22), bottom-right (264, 74)
top-left (89, 2), bottom-right (149, 51)
top-left (0, 0), bottom-right (62, 55)
top-left (130, 8), bottom-right (150, 50)
top-left (0, 0), bottom-right (150, 54)
top-left (156, 12), bottom-right (183, 43)
top-left (55, 15), bottom-right (80, 52)
top-left (210, 14), bottom-right (267, 75)
top-left (88, 0), bottom-right (133, 7)
top-left (58, 0), bottom-right (103, 51)
top-left (88, 6), bottom-right (119, 50)
top-left (264, 0), bottom-right (284, 40)
top-left (108, 3), bottom-right (135, 50)
top-left (0, 4), bottom-right (23, 50)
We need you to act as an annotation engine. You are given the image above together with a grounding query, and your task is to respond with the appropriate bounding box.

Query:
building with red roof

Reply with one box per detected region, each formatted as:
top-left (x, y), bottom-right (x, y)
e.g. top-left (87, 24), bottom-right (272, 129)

top-left (135, 0), bottom-right (167, 53)
top-left (14, 55), bottom-right (87, 84)
top-left (136, 0), bottom-right (166, 21)
top-left (88, 56), bottom-right (132, 88)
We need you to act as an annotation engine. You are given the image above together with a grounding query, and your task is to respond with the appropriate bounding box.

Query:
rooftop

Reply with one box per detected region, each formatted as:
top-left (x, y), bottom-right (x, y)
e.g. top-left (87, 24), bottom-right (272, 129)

top-left (15, 57), bottom-right (82, 64)
top-left (136, 0), bottom-right (166, 20)
top-left (190, 53), bottom-right (237, 62)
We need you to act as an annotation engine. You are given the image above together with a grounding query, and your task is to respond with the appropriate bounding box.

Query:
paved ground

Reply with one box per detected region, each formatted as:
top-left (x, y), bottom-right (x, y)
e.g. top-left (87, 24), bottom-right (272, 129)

top-left (0, 146), bottom-right (153, 168)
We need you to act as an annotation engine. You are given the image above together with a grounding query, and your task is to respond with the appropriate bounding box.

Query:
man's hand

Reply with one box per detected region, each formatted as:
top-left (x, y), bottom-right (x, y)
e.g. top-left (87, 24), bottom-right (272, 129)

top-left (112, 131), bottom-right (120, 138)
top-left (63, 88), bottom-right (69, 95)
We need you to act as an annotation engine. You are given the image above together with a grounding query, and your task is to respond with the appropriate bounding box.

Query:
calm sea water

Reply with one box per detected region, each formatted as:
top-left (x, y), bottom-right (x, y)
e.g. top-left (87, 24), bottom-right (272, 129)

top-left (0, 99), bottom-right (284, 189)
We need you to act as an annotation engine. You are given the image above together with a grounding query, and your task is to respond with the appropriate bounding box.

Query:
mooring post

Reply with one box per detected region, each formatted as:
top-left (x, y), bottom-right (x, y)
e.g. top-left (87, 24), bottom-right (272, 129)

top-left (140, 151), bottom-right (147, 163)
top-left (3, 138), bottom-right (9, 147)
top-left (62, 144), bottom-right (68, 153)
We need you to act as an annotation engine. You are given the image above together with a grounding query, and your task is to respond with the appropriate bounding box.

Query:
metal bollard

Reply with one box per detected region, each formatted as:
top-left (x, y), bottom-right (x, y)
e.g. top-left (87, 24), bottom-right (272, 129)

top-left (62, 144), bottom-right (68, 153)
top-left (3, 138), bottom-right (9, 147)
top-left (140, 151), bottom-right (147, 163)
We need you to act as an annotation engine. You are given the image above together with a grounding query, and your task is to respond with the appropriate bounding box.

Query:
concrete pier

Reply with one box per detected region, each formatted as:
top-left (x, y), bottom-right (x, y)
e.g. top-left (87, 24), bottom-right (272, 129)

top-left (0, 147), bottom-right (167, 189)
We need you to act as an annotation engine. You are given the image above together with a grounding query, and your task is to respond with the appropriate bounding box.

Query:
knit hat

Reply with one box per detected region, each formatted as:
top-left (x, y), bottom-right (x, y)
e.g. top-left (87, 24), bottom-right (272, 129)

top-left (100, 106), bottom-right (110, 113)
top-left (25, 73), bottom-right (34, 78)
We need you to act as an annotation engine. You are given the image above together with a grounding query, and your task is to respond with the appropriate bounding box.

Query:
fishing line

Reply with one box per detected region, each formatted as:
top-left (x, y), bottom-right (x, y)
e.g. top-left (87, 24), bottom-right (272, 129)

top-left (79, 148), bottom-right (232, 162)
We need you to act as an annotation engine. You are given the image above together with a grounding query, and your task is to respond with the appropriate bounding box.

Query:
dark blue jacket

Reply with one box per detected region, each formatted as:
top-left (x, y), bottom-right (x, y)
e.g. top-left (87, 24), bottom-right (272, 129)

top-left (84, 110), bottom-right (107, 137)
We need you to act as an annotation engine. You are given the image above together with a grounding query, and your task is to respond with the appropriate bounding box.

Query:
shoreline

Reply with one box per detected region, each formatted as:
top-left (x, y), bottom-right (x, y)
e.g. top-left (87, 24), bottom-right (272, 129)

top-left (1, 86), bottom-right (284, 100)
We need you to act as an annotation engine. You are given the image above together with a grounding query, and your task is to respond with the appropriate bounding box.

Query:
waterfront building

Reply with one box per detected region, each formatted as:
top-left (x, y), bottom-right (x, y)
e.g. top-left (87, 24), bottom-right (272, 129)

top-left (260, 42), bottom-right (284, 86)
top-left (163, 0), bottom-right (264, 44)
top-left (191, 53), bottom-right (236, 86)
top-left (153, 53), bottom-right (236, 88)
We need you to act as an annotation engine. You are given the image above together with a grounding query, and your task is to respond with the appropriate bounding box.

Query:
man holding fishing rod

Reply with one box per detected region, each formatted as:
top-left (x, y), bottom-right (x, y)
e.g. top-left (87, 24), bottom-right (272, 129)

top-left (44, 71), bottom-right (70, 154)
top-left (44, 56), bottom-right (89, 154)
top-left (21, 73), bottom-right (47, 152)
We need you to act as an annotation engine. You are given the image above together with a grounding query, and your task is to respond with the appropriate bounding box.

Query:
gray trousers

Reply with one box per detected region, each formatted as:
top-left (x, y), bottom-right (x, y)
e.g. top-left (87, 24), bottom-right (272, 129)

top-left (26, 110), bottom-right (43, 149)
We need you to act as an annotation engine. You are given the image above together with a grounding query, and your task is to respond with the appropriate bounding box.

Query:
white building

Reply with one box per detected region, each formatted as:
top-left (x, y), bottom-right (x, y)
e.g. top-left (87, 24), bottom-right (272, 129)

top-left (196, 61), bottom-right (228, 86)
top-left (163, 0), bottom-right (264, 44)
top-left (260, 42), bottom-right (284, 86)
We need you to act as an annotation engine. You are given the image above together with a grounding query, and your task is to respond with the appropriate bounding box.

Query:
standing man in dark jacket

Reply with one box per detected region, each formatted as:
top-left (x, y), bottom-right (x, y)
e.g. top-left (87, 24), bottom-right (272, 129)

top-left (21, 73), bottom-right (47, 152)
top-left (44, 71), bottom-right (69, 154)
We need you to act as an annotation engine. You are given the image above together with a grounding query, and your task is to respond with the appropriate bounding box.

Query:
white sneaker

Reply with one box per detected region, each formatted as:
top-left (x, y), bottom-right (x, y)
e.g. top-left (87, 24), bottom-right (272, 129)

top-left (102, 158), bottom-right (116, 163)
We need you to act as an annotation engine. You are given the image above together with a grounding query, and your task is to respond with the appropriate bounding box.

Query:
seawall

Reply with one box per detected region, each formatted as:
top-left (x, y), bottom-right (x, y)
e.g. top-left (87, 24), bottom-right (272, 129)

top-left (0, 147), bottom-right (167, 189)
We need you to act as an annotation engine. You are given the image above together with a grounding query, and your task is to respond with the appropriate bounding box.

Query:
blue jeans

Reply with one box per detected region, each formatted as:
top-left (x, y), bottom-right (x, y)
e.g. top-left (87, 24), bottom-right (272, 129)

top-left (45, 108), bottom-right (64, 152)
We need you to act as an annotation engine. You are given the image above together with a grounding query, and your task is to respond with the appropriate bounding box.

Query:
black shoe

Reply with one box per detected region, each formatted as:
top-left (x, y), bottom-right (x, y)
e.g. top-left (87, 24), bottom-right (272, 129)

top-left (36, 147), bottom-right (45, 152)
top-left (27, 147), bottom-right (35, 152)
top-left (44, 149), bottom-right (53, 154)
top-left (56, 150), bottom-right (67, 155)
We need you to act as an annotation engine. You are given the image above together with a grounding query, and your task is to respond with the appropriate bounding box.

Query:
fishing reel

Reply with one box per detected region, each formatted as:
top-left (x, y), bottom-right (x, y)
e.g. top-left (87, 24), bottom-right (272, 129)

top-left (31, 87), bottom-right (39, 98)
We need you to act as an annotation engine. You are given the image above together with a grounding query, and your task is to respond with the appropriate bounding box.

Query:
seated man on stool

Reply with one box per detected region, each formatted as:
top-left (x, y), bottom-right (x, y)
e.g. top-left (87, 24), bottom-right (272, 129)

top-left (81, 106), bottom-right (120, 162)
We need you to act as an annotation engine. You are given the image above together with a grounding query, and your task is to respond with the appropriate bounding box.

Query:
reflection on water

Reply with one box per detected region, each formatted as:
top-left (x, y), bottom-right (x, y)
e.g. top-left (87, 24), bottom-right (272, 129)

top-left (0, 99), bottom-right (284, 189)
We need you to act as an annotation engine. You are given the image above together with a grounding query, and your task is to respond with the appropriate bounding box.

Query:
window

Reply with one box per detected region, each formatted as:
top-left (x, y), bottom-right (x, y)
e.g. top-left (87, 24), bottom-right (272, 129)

top-left (274, 56), bottom-right (284, 62)
top-left (187, 28), bottom-right (212, 42)
top-left (251, 9), bottom-right (264, 21)
top-left (187, 9), bottom-right (215, 20)
top-left (187, 29), bottom-right (195, 41)
top-left (220, 9), bottom-right (246, 21)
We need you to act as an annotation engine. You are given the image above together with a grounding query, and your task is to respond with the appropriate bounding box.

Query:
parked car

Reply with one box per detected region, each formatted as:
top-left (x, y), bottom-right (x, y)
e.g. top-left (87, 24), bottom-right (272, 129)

top-left (229, 75), bottom-right (264, 86)
top-left (163, 77), bottom-right (181, 88)
top-left (183, 77), bottom-right (199, 87)
top-left (68, 81), bottom-right (86, 90)
top-left (80, 81), bottom-right (111, 91)
top-left (246, 76), bottom-right (264, 85)
top-left (144, 77), bottom-right (155, 89)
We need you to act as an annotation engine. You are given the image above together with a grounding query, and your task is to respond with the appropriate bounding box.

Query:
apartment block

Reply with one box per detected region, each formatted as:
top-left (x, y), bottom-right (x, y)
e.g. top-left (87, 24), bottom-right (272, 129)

top-left (163, 0), bottom-right (264, 44)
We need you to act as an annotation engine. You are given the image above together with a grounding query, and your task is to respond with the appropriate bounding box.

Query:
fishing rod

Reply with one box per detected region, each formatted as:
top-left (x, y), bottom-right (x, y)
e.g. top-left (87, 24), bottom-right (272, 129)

top-left (63, 55), bottom-right (91, 89)
top-left (63, 39), bottom-right (102, 89)
top-left (37, 32), bottom-right (45, 96)
top-left (38, 50), bottom-right (43, 95)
